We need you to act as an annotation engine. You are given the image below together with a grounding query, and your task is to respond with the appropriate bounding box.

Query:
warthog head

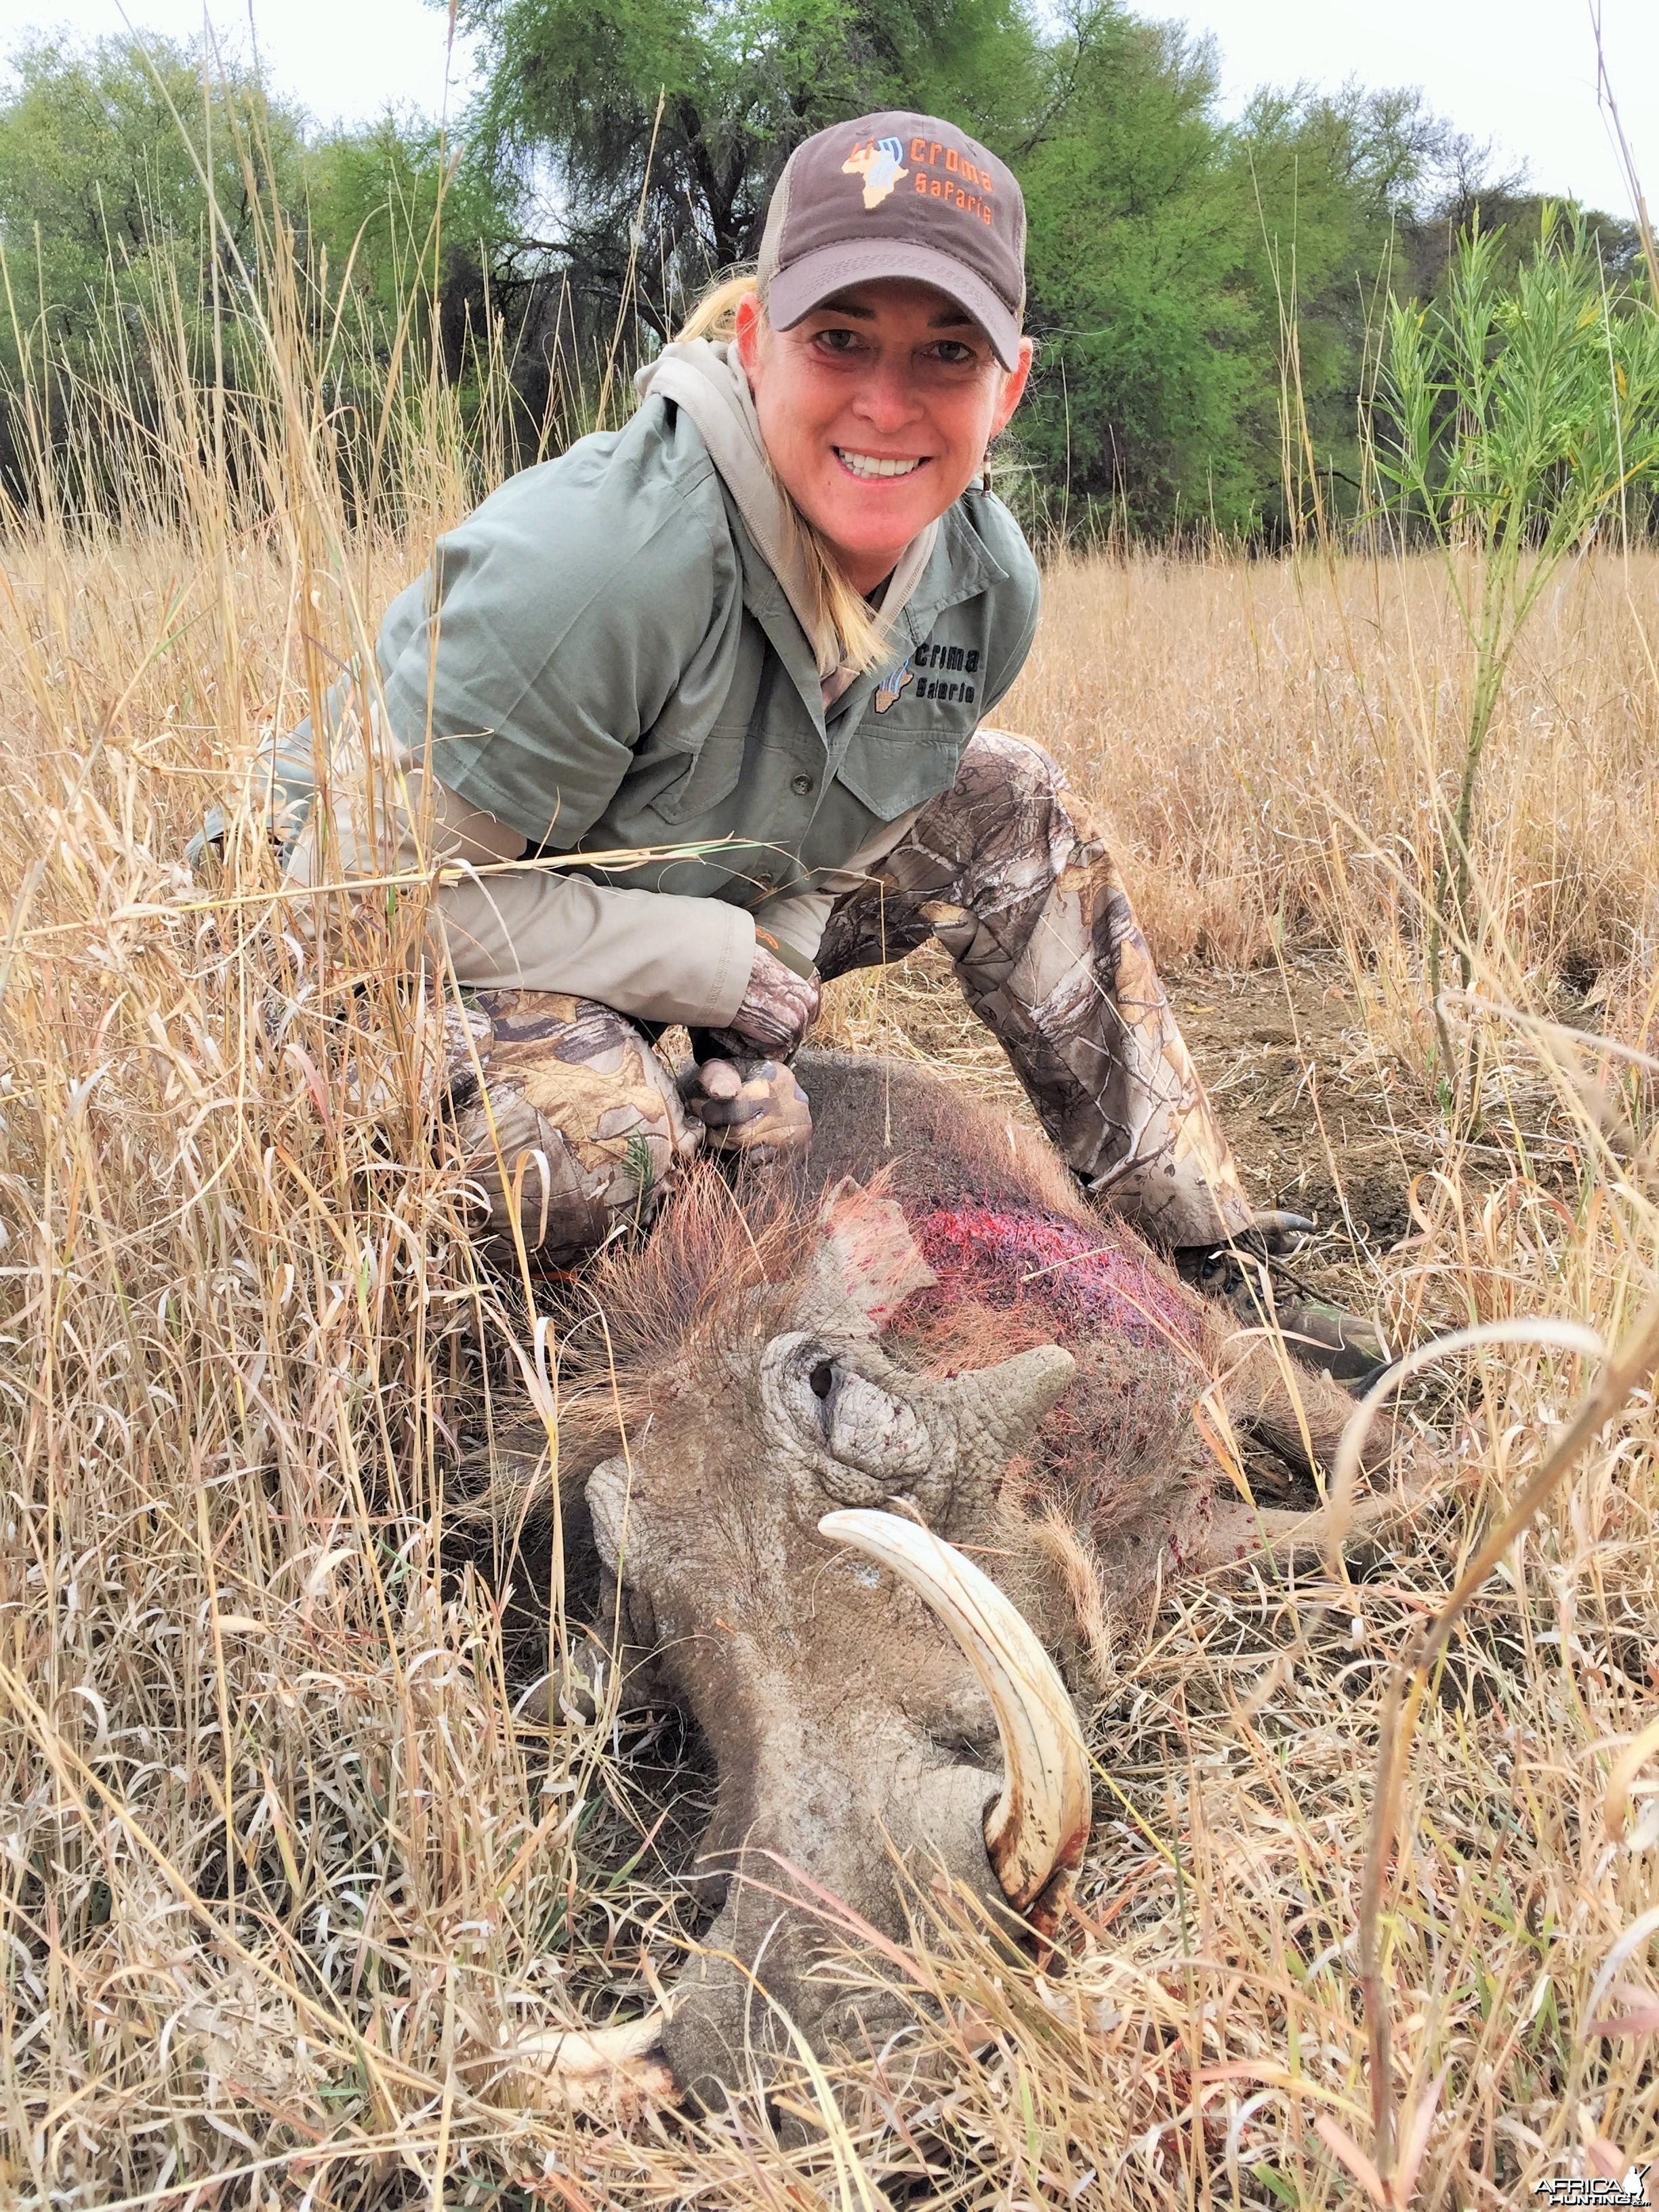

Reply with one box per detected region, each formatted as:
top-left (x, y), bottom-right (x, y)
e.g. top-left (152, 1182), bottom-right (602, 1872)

top-left (573, 1177), bottom-right (1089, 2105)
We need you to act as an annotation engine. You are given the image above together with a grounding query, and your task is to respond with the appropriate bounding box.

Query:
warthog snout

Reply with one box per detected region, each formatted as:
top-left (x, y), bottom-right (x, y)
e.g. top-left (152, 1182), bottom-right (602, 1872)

top-left (655, 1504), bottom-right (1092, 2106)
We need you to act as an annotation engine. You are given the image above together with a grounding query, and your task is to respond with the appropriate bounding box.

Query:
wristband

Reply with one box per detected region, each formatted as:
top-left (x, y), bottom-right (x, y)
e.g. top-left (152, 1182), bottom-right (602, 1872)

top-left (752, 926), bottom-right (819, 983)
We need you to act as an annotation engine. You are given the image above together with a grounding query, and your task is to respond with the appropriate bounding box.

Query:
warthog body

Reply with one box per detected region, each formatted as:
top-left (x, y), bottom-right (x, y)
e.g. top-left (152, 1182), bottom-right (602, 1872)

top-left (489, 1049), bottom-right (1418, 2108)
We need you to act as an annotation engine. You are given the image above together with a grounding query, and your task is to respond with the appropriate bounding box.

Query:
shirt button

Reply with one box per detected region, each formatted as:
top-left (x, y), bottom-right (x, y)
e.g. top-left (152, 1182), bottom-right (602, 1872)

top-left (791, 773), bottom-right (814, 796)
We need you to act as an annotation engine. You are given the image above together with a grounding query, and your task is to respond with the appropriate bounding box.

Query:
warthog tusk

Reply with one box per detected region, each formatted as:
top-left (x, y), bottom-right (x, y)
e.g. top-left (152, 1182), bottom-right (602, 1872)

top-left (817, 1508), bottom-right (1091, 1918)
top-left (510, 2009), bottom-right (667, 2073)
top-left (501, 2009), bottom-right (675, 2108)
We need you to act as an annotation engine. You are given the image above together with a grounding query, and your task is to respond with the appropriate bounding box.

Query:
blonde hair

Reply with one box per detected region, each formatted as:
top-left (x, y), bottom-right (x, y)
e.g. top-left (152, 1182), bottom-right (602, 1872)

top-left (675, 274), bottom-right (889, 675)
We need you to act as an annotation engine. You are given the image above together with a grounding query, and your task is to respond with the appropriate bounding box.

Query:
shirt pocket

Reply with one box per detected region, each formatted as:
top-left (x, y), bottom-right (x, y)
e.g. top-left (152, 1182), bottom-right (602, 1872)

top-left (833, 726), bottom-right (966, 823)
top-left (642, 728), bottom-right (748, 826)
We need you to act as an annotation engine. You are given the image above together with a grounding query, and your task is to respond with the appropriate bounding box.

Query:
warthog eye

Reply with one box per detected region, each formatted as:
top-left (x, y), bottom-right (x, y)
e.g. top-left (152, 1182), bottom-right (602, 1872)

top-left (808, 1358), bottom-right (836, 1438)
top-left (764, 1336), bottom-right (934, 1492)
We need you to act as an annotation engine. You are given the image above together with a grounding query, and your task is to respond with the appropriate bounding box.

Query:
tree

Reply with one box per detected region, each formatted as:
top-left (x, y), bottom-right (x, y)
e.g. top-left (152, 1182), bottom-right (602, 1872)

top-left (458, 0), bottom-right (1040, 337)
top-left (0, 33), bottom-right (531, 507)
top-left (1223, 80), bottom-right (1499, 533)
top-left (302, 111), bottom-right (518, 377)
top-left (1010, 30), bottom-right (1541, 538)
top-left (1008, 4), bottom-right (1260, 531)
top-left (0, 33), bottom-right (307, 357)
top-left (454, 0), bottom-right (1552, 535)
top-left (0, 31), bottom-right (525, 348)
top-left (7, 11), bottom-right (1645, 540)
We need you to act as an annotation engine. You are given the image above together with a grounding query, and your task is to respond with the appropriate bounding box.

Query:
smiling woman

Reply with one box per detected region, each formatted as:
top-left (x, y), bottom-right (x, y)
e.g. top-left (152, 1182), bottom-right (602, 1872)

top-left (739, 279), bottom-right (1031, 592)
top-left (214, 104), bottom-right (1382, 1377)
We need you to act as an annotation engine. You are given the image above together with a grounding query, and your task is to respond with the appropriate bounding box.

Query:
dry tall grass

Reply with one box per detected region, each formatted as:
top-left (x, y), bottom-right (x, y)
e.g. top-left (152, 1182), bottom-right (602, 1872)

top-left (5, 382), bottom-right (1659, 2207)
top-left (1008, 547), bottom-right (1659, 992)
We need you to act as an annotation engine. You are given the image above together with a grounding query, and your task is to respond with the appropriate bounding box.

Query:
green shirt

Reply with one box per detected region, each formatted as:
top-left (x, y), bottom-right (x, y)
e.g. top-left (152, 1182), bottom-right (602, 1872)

top-left (374, 392), bottom-right (1040, 912)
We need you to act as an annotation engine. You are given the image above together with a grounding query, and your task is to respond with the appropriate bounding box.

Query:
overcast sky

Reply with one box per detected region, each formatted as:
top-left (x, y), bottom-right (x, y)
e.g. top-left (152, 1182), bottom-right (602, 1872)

top-left (7, 0), bottom-right (1654, 221)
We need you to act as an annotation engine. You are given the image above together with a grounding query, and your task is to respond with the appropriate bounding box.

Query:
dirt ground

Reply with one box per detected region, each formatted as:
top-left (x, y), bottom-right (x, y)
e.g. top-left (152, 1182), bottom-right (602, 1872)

top-left (823, 942), bottom-right (1427, 1275)
top-left (1166, 958), bottom-right (1419, 1256)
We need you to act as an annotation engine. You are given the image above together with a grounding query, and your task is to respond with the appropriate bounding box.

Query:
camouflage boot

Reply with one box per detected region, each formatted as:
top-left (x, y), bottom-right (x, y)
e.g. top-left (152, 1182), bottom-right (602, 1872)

top-left (1178, 1243), bottom-right (1394, 1389)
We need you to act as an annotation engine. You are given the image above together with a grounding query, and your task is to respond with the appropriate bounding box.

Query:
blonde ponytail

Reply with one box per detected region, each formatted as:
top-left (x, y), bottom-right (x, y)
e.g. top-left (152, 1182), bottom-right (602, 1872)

top-left (674, 274), bottom-right (891, 676)
top-left (676, 273), bottom-right (757, 346)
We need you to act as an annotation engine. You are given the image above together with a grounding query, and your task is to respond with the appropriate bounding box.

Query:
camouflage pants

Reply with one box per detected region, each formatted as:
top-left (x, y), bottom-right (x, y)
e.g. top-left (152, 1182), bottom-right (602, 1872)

top-left (445, 992), bottom-right (697, 1266)
top-left (449, 731), bottom-right (1254, 1259)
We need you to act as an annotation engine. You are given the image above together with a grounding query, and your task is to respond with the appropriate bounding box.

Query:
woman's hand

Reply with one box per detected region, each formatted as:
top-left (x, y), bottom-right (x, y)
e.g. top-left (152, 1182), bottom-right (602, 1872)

top-left (703, 939), bottom-right (821, 1059)
top-left (681, 1057), bottom-right (813, 1163)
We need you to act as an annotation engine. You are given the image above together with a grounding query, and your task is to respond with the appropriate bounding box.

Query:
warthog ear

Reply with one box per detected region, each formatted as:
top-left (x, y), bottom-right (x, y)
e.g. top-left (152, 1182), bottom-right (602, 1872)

top-left (811, 1178), bottom-right (936, 1328)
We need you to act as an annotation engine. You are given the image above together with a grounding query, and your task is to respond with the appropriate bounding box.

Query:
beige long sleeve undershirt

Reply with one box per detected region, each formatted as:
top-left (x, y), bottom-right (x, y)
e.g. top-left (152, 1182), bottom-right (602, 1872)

top-left (287, 754), bottom-right (754, 1028)
top-left (286, 746), bottom-right (914, 1029)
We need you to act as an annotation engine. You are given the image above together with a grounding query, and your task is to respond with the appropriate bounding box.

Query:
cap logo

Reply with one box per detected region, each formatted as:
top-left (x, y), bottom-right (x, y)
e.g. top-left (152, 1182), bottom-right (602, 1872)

top-left (842, 136), bottom-right (907, 209)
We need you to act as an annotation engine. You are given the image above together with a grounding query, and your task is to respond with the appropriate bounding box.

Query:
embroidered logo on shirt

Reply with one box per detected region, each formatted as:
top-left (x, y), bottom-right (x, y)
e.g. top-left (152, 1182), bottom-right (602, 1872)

top-left (843, 137), bottom-right (907, 209)
top-left (873, 659), bottom-right (915, 713)
top-left (909, 637), bottom-right (980, 705)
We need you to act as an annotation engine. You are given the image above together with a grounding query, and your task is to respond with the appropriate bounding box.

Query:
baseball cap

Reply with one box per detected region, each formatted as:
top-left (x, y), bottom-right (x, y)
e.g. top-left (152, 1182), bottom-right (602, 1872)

top-left (756, 111), bottom-right (1027, 371)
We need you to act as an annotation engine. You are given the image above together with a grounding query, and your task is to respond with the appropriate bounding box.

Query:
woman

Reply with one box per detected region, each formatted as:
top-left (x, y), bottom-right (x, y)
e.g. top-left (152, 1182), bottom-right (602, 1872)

top-left (258, 107), bottom-right (1381, 1380)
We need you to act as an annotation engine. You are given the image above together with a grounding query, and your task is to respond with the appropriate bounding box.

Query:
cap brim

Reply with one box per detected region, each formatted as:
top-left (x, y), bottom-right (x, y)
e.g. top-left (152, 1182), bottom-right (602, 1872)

top-left (766, 241), bottom-right (1024, 371)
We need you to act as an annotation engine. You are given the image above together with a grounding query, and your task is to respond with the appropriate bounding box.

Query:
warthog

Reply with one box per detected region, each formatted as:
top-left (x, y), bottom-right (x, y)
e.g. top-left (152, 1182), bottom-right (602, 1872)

top-left (483, 1049), bottom-right (1425, 2111)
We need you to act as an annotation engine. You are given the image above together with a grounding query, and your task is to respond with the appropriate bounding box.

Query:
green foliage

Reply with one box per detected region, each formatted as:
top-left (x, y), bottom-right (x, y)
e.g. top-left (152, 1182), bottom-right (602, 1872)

top-left (460, 0), bottom-right (1037, 335)
top-left (1011, 33), bottom-right (1520, 536)
top-left (0, 33), bottom-right (530, 510)
top-left (1009, 6), bottom-right (1256, 531)
top-left (1380, 212), bottom-right (1659, 562)
top-left (302, 113), bottom-right (514, 323)
top-left (1229, 82), bottom-right (1494, 528)
top-left (0, 33), bottom-right (518, 343)
top-left (0, 34), bottom-right (305, 352)
top-left (458, 0), bottom-right (1595, 535)
top-left (1374, 213), bottom-right (1659, 1065)
top-left (1, 9), bottom-right (1650, 542)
